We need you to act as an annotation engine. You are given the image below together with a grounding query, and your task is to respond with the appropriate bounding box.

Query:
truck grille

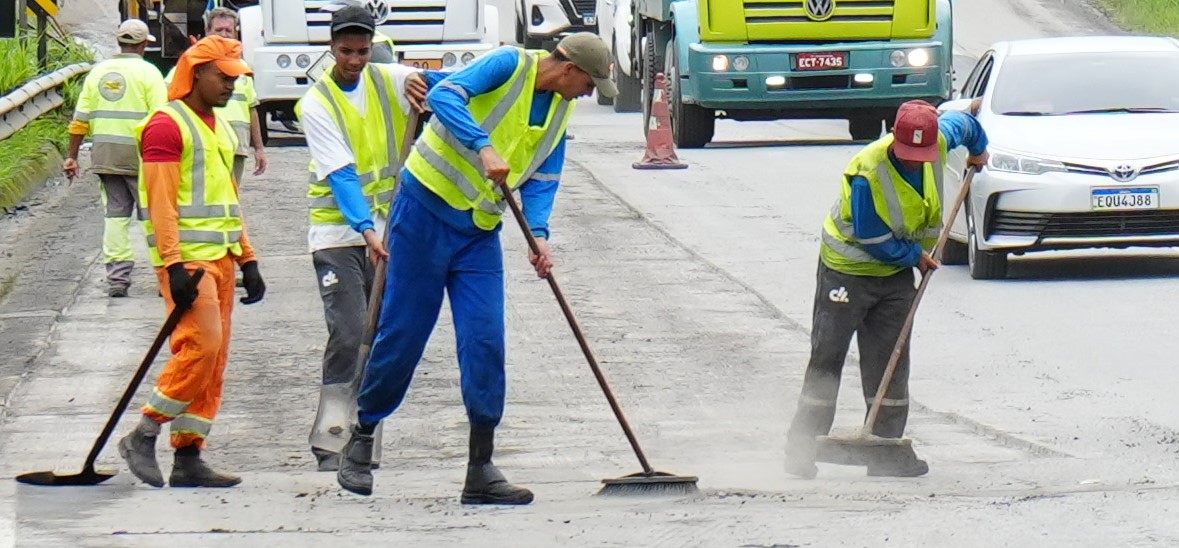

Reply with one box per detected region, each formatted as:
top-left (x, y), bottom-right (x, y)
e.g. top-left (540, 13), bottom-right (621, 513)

top-left (740, 0), bottom-right (919, 42)
top-left (304, 0), bottom-right (446, 44)
top-left (742, 0), bottom-right (895, 24)
top-left (990, 210), bottom-right (1179, 239)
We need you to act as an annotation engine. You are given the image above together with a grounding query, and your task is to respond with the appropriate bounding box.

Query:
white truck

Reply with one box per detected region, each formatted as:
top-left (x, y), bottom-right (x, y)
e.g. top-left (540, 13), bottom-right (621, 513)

top-left (239, 0), bottom-right (500, 141)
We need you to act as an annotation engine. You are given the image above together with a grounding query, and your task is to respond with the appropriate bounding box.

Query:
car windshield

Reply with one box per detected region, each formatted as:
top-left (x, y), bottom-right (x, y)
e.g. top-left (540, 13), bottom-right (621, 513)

top-left (991, 51), bottom-right (1179, 116)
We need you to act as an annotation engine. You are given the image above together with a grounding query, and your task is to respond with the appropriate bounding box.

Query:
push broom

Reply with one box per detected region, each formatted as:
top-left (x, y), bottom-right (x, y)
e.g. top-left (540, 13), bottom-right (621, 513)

top-left (815, 165), bottom-right (978, 467)
top-left (497, 179), bottom-right (698, 496)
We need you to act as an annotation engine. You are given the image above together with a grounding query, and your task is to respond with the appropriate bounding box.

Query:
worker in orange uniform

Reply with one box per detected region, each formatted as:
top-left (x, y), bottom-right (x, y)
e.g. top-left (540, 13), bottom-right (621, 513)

top-left (117, 35), bottom-right (266, 489)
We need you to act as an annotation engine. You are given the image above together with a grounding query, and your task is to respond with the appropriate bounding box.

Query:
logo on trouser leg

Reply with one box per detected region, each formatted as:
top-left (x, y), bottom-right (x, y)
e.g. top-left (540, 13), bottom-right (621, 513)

top-left (828, 287), bottom-right (850, 303)
top-left (321, 271), bottom-right (339, 288)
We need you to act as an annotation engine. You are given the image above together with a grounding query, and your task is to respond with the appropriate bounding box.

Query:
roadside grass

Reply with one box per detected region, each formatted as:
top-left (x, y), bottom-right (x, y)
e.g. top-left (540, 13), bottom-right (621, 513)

top-left (0, 31), bottom-right (92, 210)
top-left (1096, 0), bottom-right (1179, 35)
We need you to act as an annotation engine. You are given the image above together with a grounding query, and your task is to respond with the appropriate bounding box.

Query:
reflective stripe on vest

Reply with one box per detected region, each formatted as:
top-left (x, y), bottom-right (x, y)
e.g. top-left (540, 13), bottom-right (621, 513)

top-left (76, 55), bottom-right (161, 141)
top-left (299, 64), bottom-right (405, 225)
top-left (137, 100), bottom-right (244, 266)
top-left (820, 134), bottom-right (947, 276)
top-left (407, 48), bottom-right (572, 230)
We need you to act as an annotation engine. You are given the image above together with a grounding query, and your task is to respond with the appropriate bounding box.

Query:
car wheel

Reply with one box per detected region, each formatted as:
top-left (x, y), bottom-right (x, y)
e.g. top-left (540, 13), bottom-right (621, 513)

top-left (941, 237), bottom-right (968, 265)
top-left (596, 88), bottom-right (613, 106)
top-left (967, 202), bottom-right (1008, 279)
top-left (666, 38), bottom-right (713, 148)
top-left (612, 46), bottom-right (642, 113)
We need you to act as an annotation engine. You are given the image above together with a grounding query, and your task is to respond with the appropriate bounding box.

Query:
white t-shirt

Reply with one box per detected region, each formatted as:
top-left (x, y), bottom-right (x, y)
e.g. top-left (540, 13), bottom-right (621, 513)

top-left (301, 63), bottom-right (419, 252)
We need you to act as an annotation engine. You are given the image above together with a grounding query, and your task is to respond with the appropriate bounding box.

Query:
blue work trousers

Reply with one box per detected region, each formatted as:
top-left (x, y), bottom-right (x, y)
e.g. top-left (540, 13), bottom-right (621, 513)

top-left (356, 192), bottom-right (507, 429)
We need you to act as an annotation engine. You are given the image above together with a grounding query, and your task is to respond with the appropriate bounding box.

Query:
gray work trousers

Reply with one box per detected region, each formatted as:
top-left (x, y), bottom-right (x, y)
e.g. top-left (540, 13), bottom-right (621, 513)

top-left (787, 260), bottom-right (917, 446)
top-left (98, 174), bottom-right (138, 287)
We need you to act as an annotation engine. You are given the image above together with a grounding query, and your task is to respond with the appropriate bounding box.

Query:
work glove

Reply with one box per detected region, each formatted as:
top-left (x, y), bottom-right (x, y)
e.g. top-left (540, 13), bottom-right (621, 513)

top-left (166, 264), bottom-right (199, 309)
top-left (239, 261), bottom-right (266, 305)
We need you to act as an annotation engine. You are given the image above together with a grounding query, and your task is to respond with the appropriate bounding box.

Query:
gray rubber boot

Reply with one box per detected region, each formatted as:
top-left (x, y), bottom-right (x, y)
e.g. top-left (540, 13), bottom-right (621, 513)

top-left (460, 427), bottom-right (533, 505)
top-left (169, 451), bottom-right (242, 488)
top-left (117, 416), bottom-right (164, 488)
top-left (337, 426), bottom-right (375, 496)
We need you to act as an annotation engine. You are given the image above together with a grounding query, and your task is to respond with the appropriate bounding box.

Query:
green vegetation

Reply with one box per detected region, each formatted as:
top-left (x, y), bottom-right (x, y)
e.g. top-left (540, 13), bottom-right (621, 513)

top-left (1096, 0), bottom-right (1179, 35)
top-left (0, 30), bottom-right (93, 210)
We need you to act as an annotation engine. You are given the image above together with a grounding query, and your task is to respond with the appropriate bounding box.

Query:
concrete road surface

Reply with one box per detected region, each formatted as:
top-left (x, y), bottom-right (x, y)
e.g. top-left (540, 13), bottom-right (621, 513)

top-left (5, 0), bottom-right (1179, 546)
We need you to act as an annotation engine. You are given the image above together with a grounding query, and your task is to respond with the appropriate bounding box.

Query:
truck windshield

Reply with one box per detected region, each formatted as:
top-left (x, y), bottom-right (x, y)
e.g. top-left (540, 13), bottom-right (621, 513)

top-left (991, 51), bottom-right (1179, 116)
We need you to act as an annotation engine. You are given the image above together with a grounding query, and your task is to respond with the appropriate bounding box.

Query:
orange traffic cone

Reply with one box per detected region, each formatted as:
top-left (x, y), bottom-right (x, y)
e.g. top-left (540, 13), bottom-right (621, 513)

top-left (633, 73), bottom-right (687, 170)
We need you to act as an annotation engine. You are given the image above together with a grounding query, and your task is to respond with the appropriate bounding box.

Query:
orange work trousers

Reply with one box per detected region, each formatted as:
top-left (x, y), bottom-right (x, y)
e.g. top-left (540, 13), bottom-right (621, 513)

top-left (142, 254), bottom-right (237, 449)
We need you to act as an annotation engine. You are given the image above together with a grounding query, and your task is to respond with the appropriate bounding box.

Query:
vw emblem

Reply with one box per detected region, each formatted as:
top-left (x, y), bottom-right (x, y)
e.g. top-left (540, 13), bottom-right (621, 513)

top-left (1110, 164), bottom-right (1138, 182)
top-left (805, 0), bottom-right (836, 21)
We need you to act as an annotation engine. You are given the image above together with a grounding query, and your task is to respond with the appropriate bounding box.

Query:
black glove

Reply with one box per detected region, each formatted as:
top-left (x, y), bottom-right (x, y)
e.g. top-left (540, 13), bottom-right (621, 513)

top-left (166, 263), bottom-right (199, 309)
top-left (239, 261), bottom-right (266, 305)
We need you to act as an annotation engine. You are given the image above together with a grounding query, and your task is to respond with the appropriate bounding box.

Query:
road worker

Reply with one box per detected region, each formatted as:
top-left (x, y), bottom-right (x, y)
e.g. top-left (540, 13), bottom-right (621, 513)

top-left (165, 7), bottom-right (267, 184)
top-left (295, 5), bottom-right (441, 472)
top-left (784, 100), bottom-right (989, 479)
top-left (117, 35), bottom-right (266, 488)
top-left (64, 19), bottom-right (167, 297)
top-left (335, 32), bottom-right (618, 503)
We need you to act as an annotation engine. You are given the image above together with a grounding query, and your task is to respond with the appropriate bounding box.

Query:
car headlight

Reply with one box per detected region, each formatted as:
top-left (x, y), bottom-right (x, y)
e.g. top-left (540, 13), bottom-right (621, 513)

top-left (907, 48), bottom-right (930, 67)
top-left (277, 54), bottom-right (291, 69)
top-left (989, 151), bottom-right (1067, 175)
top-left (461, 52), bottom-right (476, 65)
top-left (296, 54), bottom-right (311, 68)
top-left (443, 52), bottom-right (458, 67)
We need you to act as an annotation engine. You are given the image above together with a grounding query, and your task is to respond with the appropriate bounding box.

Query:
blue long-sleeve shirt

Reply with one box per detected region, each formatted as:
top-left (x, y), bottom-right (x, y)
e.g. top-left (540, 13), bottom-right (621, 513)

top-left (850, 111), bottom-right (989, 267)
top-left (328, 69), bottom-right (450, 234)
top-left (400, 47), bottom-right (566, 238)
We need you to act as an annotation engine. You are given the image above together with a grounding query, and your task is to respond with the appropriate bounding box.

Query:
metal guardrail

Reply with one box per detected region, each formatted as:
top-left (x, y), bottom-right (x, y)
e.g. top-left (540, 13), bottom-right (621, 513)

top-left (0, 62), bottom-right (91, 141)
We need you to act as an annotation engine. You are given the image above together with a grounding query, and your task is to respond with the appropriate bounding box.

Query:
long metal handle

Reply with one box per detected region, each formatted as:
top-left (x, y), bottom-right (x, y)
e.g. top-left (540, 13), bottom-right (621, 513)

top-left (82, 268), bottom-right (206, 471)
top-left (499, 180), bottom-right (656, 475)
top-left (861, 166), bottom-right (977, 435)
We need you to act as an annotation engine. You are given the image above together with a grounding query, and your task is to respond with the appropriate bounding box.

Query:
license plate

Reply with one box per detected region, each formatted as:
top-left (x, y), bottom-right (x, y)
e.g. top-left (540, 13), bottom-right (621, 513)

top-left (1091, 187), bottom-right (1159, 211)
top-left (796, 52), bottom-right (848, 71)
top-left (404, 58), bottom-right (443, 70)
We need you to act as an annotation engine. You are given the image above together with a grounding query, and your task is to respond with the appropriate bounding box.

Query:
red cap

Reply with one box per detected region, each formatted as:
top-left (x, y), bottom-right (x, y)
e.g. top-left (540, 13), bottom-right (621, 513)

top-left (891, 100), bottom-right (940, 163)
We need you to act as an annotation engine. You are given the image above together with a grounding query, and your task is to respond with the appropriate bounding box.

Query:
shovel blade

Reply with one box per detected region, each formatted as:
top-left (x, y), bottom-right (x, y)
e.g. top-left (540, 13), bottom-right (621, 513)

top-left (15, 469), bottom-right (117, 486)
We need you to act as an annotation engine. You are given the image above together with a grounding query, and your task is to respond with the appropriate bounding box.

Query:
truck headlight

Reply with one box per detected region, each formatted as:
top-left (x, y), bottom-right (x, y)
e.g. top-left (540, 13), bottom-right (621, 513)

top-left (712, 55), bottom-right (729, 72)
top-left (443, 53), bottom-right (458, 67)
top-left (732, 56), bottom-right (750, 71)
top-left (277, 55), bottom-right (292, 68)
top-left (907, 48), bottom-right (930, 67)
top-left (461, 52), bottom-right (476, 65)
top-left (989, 150), bottom-right (1066, 175)
top-left (890, 50), bottom-right (906, 68)
top-left (296, 54), bottom-right (311, 68)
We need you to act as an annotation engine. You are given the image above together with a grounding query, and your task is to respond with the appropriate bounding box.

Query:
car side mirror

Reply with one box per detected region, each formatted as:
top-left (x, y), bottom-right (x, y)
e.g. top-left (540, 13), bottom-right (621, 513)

top-left (938, 98), bottom-right (974, 114)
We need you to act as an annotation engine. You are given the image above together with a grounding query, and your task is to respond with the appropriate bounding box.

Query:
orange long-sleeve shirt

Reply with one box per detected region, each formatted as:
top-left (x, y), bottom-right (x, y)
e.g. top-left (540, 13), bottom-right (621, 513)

top-left (141, 110), bottom-right (256, 268)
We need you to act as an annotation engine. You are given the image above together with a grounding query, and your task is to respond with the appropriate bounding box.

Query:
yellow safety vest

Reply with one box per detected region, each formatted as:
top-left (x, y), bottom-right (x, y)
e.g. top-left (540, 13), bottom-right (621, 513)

top-left (136, 100), bottom-right (244, 267)
top-left (165, 67), bottom-right (256, 156)
top-left (820, 133), bottom-right (947, 277)
top-left (73, 53), bottom-right (166, 175)
top-left (406, 47), bottom-right (572, 231)
top-left (294, 64), bottom-right (406, 226)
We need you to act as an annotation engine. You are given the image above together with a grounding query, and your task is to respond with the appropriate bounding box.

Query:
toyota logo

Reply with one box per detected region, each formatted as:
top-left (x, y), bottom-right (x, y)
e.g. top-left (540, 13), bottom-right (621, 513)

top-left (805, 0), bottom-right (836, 21)
top-left (1110, 164), bottom-right (1138, 182)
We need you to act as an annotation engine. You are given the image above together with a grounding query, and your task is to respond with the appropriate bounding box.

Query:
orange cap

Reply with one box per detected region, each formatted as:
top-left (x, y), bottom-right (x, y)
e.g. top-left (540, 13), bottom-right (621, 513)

top-left (168, 35), bottom-right (253, 101)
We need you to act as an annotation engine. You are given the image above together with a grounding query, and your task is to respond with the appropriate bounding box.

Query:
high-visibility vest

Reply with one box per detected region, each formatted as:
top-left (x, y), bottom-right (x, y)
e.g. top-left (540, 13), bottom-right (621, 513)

top-left (820, 133), bottom-right (947, 277)
top-left (73, 53), bottom-right (166, 175)
top-left (294, 64), bottom-right (406, 226)
top-left (165, 67), bottom-right (255, 156)
top-left (136, 100), bottom-right (244, 267)
top-left (372, 32), bottom-right (396, 64)
top-left (405, 47), bottom-right (572, 231)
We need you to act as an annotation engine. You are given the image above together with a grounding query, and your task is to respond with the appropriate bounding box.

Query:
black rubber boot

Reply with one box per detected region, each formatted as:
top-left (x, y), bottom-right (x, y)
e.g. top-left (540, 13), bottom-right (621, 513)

top-left (460, 427), bottom-right (533, 505)
top-left (866, 444), bottom-right (929, 477)
top-left (117, 416), bottom-right (164, 488)
top-left (337, 426), bottom-right (375, 496)
top-left (169, 448), bottom-right (242, 488)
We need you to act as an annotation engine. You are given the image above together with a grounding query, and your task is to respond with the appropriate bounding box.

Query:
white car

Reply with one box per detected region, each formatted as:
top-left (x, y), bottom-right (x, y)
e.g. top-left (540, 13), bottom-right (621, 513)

top-left (937, 36), bottom-right (1179, 279)
top-left (593, 0), bottom-right (640, 111)
top-left (516, 0), bottom-right (597, 49)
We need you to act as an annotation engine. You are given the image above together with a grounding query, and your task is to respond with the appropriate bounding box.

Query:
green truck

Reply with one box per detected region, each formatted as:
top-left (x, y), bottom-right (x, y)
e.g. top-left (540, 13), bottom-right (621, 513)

top-left (631, 0), bottom-right (954, 147)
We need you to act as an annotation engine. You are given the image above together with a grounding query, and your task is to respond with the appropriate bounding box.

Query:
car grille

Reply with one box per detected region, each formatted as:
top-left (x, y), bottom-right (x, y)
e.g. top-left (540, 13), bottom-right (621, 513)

top-left (569, 0), bottom-right (596, 16)
top-left (990, 209), bottom-right (1179, 239)
top-left (1064, 160), bottom-right (1179, 178)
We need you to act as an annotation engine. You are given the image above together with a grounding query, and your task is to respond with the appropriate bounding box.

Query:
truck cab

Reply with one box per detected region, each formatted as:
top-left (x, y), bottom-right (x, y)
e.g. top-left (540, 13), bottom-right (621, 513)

top-left (240, 0), bottom-right (500, 138)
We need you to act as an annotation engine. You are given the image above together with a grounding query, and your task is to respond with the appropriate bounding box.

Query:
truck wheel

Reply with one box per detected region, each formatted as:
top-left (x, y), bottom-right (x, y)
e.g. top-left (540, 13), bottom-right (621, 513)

top-left (523, 34), bottom-right (542, 49)
top-left (613, 50), bottom-right (642, 113)
top-left (641, 36), bottom-right (663, 137)
top-left (258, 107), bottom-right (270, 146)
top-left (967, 202), bottom-right (1008, 279)
top-left (667, 39), bottom-right (713, 148)
top-left (848, 117), bottom-right (883, 141)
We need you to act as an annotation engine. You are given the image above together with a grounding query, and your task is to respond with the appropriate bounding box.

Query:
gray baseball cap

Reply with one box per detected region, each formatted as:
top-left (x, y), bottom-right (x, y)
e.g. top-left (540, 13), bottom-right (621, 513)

top-left (555, 32), bottom-right (617, 98)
